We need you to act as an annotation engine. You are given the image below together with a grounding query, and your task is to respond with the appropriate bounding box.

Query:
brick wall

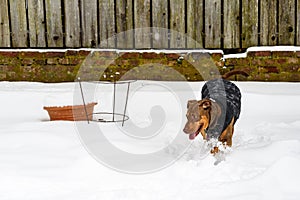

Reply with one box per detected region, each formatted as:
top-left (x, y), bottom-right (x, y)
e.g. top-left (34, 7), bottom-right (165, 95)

top-left (225, 49), bottom-right (300, 81)
top-left (0, 49), bottom-right (299, 82)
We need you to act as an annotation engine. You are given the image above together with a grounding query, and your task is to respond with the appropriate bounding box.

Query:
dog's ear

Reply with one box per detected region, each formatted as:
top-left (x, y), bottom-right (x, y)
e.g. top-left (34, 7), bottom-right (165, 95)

top-left (187, 100), bottom-right (198, 109)
top-left (202, 101), bottom-right (211, 110)
top-left (198, 99), bottom-right (211, 110)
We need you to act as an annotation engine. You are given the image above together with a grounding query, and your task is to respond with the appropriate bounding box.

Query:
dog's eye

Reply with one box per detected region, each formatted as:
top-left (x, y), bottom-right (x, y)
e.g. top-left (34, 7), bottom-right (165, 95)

top-left (192, 114), bottom-right (197, 119)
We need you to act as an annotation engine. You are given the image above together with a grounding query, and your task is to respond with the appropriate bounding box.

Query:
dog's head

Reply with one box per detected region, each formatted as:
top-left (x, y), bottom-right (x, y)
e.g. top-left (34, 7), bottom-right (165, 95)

top-left (183, 99), bottom-right (221, 140)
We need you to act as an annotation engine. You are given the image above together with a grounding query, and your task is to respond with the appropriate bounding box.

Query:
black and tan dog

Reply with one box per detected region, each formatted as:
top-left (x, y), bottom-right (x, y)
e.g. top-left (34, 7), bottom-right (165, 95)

top-left (183, 71), bottom-right (247, 154)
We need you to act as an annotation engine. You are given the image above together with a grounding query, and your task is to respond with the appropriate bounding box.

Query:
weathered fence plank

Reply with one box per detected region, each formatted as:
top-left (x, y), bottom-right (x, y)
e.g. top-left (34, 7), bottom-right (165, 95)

top-left (170, 0), bottom-right (186, 48)
top-left (241, 0), bottom-right (259, 48)
top-left (260, 0), bottom-right (277, 46)
top-left (116, 0), bottom-right (134, 48)
top-left (9, 0), bottom-right (27, 47)
top-left (187, 0), bottom-right (204, 48)
top-left (205, 0), bottom-right (222, 48)
top-left (297, 0), bottom-right (300, 45)
top-left (278, 0), bottom-right (295, 45)
top-left (45, 0), bottom-right (64, 47)
top-left (0, 0), bottom-right (10, 47)
top-left (152, 0), bottom-right (169, 48)
top-left (28, 0), bottom-right (46, 47)
top-left (80, 0), bottom-right (97, 48)
top-left (134, 0), bottom-right (151, 48)
top-left (224, 0), bottom-right (240, 48)
top-left (99, 0), bottom-right (115, 48)
top-left (64, 0), bottom-right (81, 47)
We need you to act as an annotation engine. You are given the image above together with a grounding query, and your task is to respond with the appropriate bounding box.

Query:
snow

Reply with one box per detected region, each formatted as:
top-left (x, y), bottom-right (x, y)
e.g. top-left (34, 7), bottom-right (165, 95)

top-left (247, 46), bottom-right (300, 52)
top-left (115, 49), bottom-right (224, 54)
top-left (223, 52), bottom-right (247, 59)
top-left (1, 80), bottom-right (300, 200)
top-left (223, 46), bottom-right (300, 59)
top-left (0, 48), bottom-right (223, 55)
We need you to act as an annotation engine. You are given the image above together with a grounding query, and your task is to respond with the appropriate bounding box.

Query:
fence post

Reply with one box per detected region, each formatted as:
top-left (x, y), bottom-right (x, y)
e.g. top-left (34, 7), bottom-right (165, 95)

top-left (45, 0), bottom-right (64, 47)
top-left (241, 0), bottom-right (259, 48)
top-left (205, 0), bottom-right (222, 48)
top-left (224, 0), bottom-right (240, 49)
top-left (0, 0), bottom-right (10, 47)
top-left (279, 0), bottom-right (295, 45)
top-left (9, 0), bottom-right (28, 47)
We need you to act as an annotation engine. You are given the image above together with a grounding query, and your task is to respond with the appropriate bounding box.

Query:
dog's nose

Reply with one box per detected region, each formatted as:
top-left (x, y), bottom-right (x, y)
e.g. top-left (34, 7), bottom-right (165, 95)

top-left (183, 126), bottom-right (189, 134)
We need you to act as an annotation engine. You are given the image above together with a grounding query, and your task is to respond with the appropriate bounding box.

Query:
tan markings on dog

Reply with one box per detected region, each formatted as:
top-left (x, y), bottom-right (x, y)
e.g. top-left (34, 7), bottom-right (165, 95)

top-left (210, 117), bottom-right (235, 155)
top-left (199, 115), bottom-right (209, 139)
top-left (219, 117), bottom-right (235, 146)
top-left (211, 147), bottom-right (219, 155)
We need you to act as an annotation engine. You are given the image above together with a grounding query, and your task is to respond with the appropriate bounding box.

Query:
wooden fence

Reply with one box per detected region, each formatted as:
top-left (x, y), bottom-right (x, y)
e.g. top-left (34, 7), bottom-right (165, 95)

top-left (0, 0), bottom-right (299, 49)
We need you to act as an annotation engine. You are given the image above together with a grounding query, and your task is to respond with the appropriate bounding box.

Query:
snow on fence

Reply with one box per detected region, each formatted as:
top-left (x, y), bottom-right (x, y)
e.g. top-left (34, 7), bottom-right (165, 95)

top-left (0, 0), bottom-right (299, 49)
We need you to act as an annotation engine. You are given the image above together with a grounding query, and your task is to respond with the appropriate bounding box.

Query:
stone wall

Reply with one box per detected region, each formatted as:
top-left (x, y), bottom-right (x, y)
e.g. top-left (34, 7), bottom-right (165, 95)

top-left (0, 49), bottom-right (299, 82)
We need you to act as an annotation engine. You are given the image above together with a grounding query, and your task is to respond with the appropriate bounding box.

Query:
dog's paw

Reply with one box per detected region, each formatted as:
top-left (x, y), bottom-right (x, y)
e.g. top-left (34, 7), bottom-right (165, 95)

top-left (210, 146), bottom-right (219, 155)
top-left (206, 139), bottom-right (233, 165)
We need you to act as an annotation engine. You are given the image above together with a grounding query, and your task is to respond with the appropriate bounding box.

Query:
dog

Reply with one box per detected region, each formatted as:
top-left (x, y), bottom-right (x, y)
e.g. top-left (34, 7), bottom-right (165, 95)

top-left (183, 71), bottom-right (247, 154)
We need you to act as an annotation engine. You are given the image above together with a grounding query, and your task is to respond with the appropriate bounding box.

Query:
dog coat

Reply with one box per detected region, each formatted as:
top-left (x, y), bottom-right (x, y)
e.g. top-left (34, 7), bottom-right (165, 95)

top-left (201, 79), bottom-right (241, 139)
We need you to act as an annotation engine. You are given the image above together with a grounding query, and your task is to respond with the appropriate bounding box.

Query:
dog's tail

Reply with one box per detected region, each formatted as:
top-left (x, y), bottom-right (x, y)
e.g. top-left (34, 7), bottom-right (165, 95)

top-left (221, 70), bottom-right (249, 80)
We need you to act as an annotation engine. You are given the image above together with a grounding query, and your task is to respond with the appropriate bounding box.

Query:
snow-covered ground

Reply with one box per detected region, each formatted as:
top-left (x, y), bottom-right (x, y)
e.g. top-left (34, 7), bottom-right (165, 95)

top-left (0, 80), bottom-right (300, 200)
